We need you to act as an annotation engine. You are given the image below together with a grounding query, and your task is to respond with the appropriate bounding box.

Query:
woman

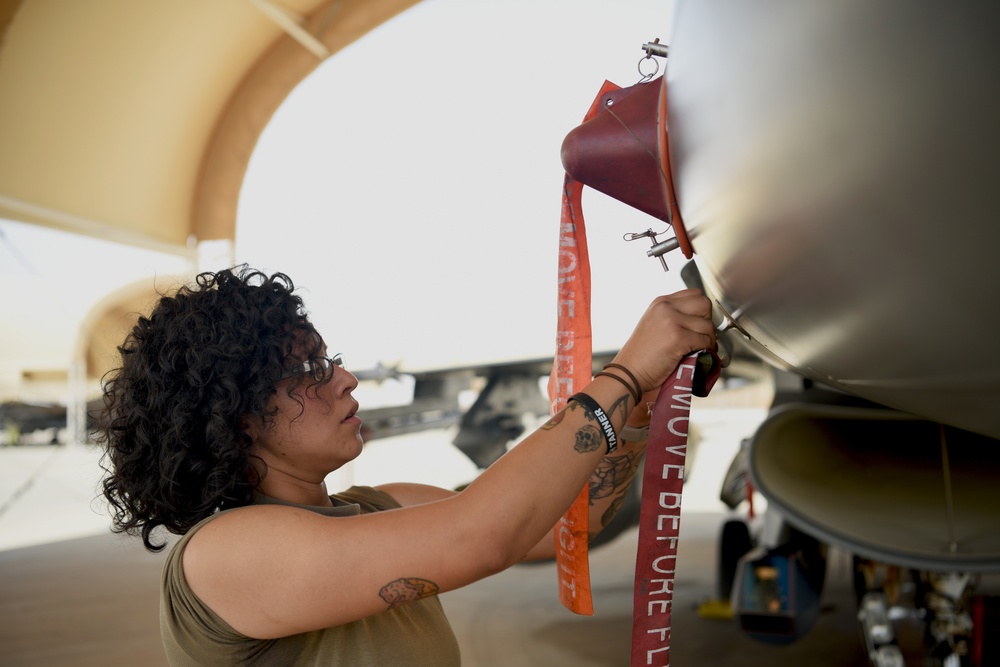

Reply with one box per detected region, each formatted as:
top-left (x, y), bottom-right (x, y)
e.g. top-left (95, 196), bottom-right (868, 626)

top-left (98, 266), bottom-right (715, 666)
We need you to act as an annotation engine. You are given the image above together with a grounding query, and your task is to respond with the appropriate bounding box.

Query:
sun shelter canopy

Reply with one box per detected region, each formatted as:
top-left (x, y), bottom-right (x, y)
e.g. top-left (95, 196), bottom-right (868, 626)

top-left (0, 0), bottom-right (420, 256)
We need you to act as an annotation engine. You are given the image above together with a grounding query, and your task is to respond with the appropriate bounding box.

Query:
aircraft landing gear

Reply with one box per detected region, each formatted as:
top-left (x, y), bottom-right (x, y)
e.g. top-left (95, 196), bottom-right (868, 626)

top-left (854, 557), bottom-right (1000, 667)
top-left (718, 518), bottom-right (753, 601)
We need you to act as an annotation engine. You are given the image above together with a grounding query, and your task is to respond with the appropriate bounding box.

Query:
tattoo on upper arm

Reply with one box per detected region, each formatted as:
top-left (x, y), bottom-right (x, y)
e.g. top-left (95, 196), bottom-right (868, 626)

top-left (378, 577), bottom-right (440, 609)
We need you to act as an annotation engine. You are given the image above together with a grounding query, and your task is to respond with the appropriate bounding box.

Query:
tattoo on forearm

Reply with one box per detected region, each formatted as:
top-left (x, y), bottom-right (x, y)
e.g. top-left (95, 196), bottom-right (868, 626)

top-left (608, 394), bottom-right (631, 423)
top-left (575, 425), bottom-right (602, 453)
top-left (590, 450), bottom-right (642, 528)
top-left (378, 577), bottom-right (440, 609)
top-left (601, 491), bottom-right (627, 529)
top-left (589, 450), bottom-right (640, 503)
top-left (541, 407), bottom-right (567, 431)
top-left (560, 401), bottom-right (601, 453)
top-left (545, 399), bottom-right (629, 455)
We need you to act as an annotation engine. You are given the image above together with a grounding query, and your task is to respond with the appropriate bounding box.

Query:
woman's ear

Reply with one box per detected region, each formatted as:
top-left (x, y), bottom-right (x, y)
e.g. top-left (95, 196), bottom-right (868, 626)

top-left (239, 415), bottom-right (262, 443)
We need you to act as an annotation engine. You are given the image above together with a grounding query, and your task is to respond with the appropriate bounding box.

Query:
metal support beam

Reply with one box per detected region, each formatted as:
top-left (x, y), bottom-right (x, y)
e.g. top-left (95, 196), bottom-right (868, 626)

top-left (247, 0), bottom-right (331, 60)
top-left (0, 194), bottom-right (197, 258)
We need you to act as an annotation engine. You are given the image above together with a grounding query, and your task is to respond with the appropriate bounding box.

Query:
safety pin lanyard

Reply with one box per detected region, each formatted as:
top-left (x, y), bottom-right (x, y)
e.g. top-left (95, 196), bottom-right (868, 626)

top-left (631, 351), bottom-right (719, 667)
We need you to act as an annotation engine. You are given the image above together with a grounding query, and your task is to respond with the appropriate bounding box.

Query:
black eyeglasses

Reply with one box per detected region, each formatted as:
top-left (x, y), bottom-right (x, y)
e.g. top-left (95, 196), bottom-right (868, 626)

top-left (278, 353), bottom-right (344, 383)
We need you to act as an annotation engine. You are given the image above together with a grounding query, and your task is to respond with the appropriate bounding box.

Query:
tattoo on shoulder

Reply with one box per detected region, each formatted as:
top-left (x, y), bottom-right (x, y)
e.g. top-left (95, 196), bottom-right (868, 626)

top-left (378, 577), bottom-right (440, 609)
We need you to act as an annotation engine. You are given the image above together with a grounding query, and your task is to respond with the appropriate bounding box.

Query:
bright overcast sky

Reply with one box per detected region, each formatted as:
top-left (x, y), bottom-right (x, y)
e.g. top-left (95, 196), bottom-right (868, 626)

top-left (1, 0), bottom-right (686, 394)
top-left (237, 0), bottom-right (685, 371)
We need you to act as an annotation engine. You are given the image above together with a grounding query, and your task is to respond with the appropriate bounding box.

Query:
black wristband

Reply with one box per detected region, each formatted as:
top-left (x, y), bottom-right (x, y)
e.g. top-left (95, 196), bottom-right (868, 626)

top-left (569, 392), bottom-right (619, 453)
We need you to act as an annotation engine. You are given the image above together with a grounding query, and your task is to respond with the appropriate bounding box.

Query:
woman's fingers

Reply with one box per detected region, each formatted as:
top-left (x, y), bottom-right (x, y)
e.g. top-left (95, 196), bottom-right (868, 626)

top-left (677, 310), bottom-right (717, 348)
top-left (658, 289), bottom-right (714, 319)
top-left (613, 290), bottom-right (717, 393)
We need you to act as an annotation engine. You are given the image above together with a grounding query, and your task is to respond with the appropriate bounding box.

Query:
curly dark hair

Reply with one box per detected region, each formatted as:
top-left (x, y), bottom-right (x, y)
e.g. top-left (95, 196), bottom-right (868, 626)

top-left (97, 266), bottom-right (328, 552)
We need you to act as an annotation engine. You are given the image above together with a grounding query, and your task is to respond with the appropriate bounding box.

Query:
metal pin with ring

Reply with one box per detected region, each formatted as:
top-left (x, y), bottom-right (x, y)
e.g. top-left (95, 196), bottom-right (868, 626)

top-left (637, 38), bottom-right (667, 83)
top-left (641, 38), bottom-right (669, 59)
top-left (624, 228), bottom-right (677, 271)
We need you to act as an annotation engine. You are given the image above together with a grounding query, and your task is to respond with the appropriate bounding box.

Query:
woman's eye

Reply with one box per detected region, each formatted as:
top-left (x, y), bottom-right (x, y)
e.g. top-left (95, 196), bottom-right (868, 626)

top-left (313, 359), bottom-right (333, 382)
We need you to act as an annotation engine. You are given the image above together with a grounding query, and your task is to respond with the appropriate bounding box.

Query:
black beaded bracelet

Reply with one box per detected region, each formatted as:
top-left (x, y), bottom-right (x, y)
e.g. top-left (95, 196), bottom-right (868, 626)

top-left (569, 392), bottom-right (619, 454)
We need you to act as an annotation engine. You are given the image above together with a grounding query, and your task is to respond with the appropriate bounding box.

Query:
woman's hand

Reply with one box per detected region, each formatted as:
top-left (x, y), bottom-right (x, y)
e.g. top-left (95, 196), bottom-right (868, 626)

top-left (612, 289), bottom-right (716, 394)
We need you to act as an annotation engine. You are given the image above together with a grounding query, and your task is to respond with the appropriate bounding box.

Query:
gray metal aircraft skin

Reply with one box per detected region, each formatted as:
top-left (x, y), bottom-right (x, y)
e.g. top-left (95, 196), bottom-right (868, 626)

top-left (667, 0), bottom-right (1000, 441)
top-left (661, 0), bottom-right (1000, 550)
top-left (562, 2), bottom-right (1000, 660)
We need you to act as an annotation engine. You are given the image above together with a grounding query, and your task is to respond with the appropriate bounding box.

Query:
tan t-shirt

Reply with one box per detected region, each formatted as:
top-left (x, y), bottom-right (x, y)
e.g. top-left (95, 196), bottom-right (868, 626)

top-left (160, 486), bottom-right (461, 666)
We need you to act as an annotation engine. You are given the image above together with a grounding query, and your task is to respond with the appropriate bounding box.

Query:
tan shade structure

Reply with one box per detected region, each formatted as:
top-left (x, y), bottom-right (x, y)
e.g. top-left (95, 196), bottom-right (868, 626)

top-left (77, 274), bottom-right (191, 385)
top-left (0, 0), bottom-right (421, 256)
top-left (0, 0), bottom-right (421, 411)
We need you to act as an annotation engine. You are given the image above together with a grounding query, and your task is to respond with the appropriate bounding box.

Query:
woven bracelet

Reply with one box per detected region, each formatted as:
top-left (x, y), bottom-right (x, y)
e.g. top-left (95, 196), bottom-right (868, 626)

top-left (595, 371), bottom-right (640, 405)
top-left (603, 363), bottom-right (643, 403)
top-left (569, 392), bottom-right (619, 454)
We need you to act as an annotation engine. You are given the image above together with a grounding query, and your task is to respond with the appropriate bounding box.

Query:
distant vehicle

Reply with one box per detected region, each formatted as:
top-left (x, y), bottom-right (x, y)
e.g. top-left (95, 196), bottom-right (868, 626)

top-left (355, 351), bottom-right (648, 548)
top-left (1, 401), bottom-right (66, 445)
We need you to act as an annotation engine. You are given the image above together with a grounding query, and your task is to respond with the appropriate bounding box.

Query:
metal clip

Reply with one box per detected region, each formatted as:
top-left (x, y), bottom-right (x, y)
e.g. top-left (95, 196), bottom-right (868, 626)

top-left (642, 38), bottom-right (669, 59)
top-left (637, 38), bottom-right (668, 83)
top-left (624, 228), bottom-right (677, 271)
top-left (714, 301), bottom-right (752, 341)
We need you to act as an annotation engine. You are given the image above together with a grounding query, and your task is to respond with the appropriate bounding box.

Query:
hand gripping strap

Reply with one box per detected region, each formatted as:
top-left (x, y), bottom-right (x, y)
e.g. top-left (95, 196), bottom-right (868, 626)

top-left (630, 350), bottom-right (720, 667)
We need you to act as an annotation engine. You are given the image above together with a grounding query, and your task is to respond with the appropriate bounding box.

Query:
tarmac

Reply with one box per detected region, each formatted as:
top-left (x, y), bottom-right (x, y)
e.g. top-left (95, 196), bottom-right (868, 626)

top-left (0, 396), bottom-right (871, 666)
